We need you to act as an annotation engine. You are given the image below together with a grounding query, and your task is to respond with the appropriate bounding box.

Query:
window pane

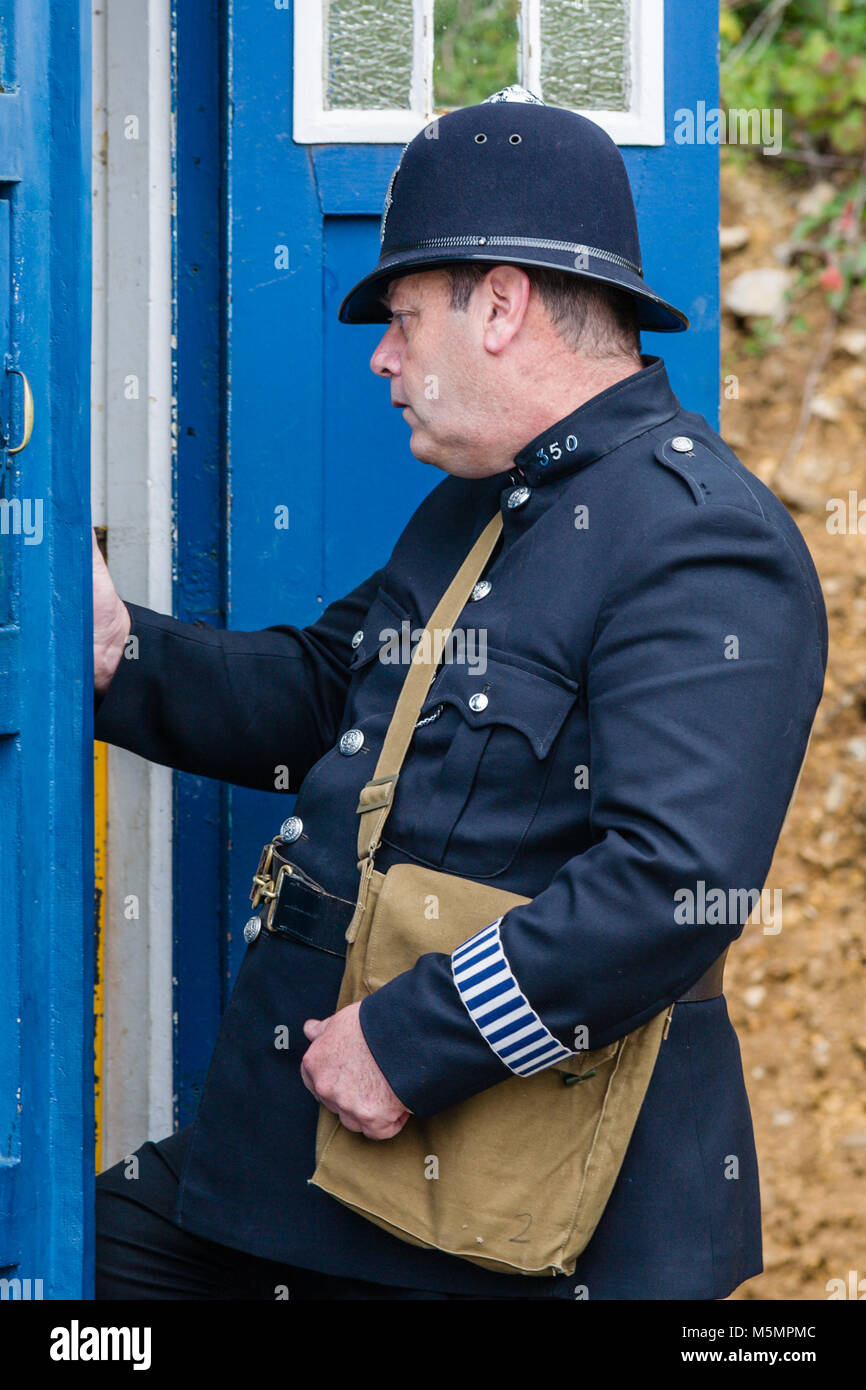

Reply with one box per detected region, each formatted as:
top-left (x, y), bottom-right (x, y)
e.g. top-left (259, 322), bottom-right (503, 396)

top-left (540, 0), bottom-right (631, 111)
top-left (433, 0), bottom-right (520, 113)
top-left (325, 0), bottom-right (415, 110)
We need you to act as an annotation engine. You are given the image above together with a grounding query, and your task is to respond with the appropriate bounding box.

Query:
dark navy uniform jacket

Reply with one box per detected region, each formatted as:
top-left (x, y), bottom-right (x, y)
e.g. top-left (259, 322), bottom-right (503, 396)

top-left (95, 356), bottom-right (828, 1299)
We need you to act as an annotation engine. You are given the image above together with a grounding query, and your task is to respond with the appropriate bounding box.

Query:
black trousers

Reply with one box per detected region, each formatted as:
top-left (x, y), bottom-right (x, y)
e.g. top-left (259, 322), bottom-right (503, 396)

top-left (95, 1126), bottom-right (487, 1300)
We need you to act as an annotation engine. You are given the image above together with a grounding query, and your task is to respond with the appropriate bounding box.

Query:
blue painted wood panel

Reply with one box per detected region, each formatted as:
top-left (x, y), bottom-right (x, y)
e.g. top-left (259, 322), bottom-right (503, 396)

top-left (172, 0), bottom-right (229, 1127)
top-left (0, 0), bottom-right (93, 1297)
top-left (173, 0), bottom-right (721, 1118)
top-left (323, 215), bottom-right (433, 596)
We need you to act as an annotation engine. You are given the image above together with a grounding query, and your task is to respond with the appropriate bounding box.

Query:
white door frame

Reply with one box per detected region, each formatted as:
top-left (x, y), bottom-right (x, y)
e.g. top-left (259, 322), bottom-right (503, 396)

top-left (91, 0), bottom-right (175, 1167)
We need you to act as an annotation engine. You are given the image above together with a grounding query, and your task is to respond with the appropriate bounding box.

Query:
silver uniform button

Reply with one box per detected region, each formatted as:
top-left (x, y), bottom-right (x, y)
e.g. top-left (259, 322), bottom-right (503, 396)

top-left (506, 485), bottom-right (531, 509)
top-left (279, 816), bottom-right (303, 843)
top-left (339, 728), bottom-right (364, 755)
top-left (671, 435), bottom-right (694, 453)
top-left (468, 692), bottom-right (489, 712)
top-left (244, 916), bottom-right (261, 944)
top-left (471, 579), bottom-right (491, 601)
top-left (351, 630), bottom-right (363, 648)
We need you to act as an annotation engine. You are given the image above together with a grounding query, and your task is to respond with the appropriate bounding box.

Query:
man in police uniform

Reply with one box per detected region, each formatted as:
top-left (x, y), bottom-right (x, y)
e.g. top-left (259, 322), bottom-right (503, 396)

top-left (93, 90), bottom-right (827, 1299)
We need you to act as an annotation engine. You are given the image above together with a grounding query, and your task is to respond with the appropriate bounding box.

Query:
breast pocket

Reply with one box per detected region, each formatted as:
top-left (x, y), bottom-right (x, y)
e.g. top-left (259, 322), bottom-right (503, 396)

top-left (295, 585), bottom-right (414, 807)
top-left (386, 653), bottom-right (579, 877)
top-left (346, 585), bottom-right (415, 712)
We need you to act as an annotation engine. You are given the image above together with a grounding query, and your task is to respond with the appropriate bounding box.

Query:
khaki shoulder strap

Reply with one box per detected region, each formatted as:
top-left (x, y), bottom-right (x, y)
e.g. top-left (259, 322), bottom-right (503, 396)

top-left (355, 510), bottom-right (503, 871)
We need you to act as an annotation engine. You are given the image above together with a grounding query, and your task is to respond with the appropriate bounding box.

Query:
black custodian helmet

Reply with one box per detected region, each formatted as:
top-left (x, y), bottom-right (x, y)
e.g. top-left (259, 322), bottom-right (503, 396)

top-left (339, 86), bottom-right (688, 334)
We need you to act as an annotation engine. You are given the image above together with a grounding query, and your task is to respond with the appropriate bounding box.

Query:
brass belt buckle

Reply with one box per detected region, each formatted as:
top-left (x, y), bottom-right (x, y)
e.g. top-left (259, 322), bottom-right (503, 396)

top-left (249, 840), bottom-right (276, 909)
top-left (249, 838), bottom-right (294, 932)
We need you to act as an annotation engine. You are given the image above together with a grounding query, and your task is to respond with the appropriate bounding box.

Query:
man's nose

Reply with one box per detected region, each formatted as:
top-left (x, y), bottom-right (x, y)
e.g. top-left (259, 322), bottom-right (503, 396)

top-left (370, 322), bottom-right (402, 378)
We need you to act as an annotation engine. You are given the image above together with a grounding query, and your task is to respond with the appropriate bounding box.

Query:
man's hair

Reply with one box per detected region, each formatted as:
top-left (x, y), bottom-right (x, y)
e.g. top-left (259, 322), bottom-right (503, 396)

top-left (445, 262), bottom-right (642, 360)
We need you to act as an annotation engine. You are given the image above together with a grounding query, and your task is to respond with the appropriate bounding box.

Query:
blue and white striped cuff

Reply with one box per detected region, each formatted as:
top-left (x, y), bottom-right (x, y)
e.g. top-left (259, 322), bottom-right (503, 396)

top-left (451, 919), bottom-right (574, 1077)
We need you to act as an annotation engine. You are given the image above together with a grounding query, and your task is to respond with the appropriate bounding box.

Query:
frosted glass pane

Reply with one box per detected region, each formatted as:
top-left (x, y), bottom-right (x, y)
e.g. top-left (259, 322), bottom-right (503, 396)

top-left (433, 0), bottom-right (520, 112)
top-left (540, 0), bottom-right (631, 111)
top-left (325, 0), bottom-right (415, 110)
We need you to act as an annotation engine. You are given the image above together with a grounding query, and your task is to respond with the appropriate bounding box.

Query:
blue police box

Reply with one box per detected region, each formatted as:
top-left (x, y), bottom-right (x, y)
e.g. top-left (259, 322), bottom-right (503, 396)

top-left (1, 0), bottom-right (721, 1293)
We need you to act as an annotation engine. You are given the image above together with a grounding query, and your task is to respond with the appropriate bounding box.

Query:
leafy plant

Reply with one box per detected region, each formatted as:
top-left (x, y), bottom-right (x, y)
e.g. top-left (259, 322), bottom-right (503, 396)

top-left (721, 0), bottom-right (866, 158)
top-left (742, 316), bottom-right (784, 357)
top-left (433, 0), bottom-right (521, 111)
top-left (789, 180), bottom-right (866, 312)
top-left (721, 2), bottom-right (866, 315)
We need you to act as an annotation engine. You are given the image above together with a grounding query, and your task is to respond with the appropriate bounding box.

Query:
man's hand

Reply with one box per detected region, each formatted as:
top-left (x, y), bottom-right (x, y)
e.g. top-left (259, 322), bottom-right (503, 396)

top-left (92, 528), bottom-right (132, 695)
top-left (301, 1002), bottom-right (410, 1140)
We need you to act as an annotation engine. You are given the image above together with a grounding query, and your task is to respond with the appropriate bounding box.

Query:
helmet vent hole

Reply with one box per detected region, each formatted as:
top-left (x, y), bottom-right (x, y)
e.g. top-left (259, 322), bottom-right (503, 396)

top-left (474, 133), bottom-right (487, 144)
top-left (509, 133), bottom-right (522, 144)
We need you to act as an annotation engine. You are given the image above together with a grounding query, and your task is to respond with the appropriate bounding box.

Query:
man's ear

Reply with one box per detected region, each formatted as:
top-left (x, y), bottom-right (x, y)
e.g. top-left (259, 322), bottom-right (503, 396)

top-left (480, 264), bottom-right (531, 354)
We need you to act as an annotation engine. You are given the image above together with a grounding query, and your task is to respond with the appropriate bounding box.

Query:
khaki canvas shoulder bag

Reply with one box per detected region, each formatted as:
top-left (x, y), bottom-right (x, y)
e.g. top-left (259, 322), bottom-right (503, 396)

top-left (309, 511), bottom-right (671, 1277)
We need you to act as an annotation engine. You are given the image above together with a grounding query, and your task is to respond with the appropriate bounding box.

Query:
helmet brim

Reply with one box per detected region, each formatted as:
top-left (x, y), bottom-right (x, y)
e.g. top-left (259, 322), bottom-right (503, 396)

top-left (338, 246), bottom-right (689, 333)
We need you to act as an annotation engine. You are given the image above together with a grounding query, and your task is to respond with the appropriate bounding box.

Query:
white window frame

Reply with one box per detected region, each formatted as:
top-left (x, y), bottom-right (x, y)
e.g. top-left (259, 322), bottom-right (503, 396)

top-left (293, 0), bottom-right (664, 146)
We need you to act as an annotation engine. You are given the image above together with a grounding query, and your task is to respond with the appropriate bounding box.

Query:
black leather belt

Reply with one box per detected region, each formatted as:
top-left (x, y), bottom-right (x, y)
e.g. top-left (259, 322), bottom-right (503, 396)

top-left (248, 841), bottom-right (729, 999)
top-left (677, 946), bottom-right (728, 1001)
top-left (248, 843), bottom-right (355, 957)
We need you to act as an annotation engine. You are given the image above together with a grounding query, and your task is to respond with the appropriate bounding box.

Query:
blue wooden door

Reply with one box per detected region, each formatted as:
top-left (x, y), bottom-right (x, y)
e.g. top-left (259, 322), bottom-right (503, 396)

top-left (173, 0), bottom-right (720, 1123)
top-left (0, 0), bottom-right (93, 1297)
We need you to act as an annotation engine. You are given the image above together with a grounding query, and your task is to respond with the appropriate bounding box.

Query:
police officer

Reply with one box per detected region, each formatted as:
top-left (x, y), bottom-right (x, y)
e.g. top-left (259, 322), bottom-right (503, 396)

top-left (92, 89), bottom-right (827, 1300)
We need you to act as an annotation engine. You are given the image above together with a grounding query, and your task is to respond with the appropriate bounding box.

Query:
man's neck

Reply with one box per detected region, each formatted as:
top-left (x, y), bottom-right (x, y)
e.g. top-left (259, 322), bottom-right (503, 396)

top-left (526, 351), bottom-right (643, 429)
top-left (501, 351), bottom-right (645, 469)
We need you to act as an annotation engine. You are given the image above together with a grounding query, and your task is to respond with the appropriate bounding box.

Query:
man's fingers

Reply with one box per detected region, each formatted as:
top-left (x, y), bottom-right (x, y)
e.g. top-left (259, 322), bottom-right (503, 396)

top-left (355, 1110), bottom-right (410, 1141)
top-left (302, 1072), bottom-right (340, 1118)
top-left (300, 1054), bottom-right (345, 1121)
top-left (299, 1002), bottom-right (409, 1140)
top-left (300, 1057), bottom-right (332, 1103)
top-left (359, 1117), bottom-right (405, 1141)
top-left (303, 1079), bottom-right (409, 1139)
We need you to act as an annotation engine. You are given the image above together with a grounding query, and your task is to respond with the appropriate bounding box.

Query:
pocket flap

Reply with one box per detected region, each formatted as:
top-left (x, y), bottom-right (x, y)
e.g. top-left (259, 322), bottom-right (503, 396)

top-left (349, 586), bottom-right (412, 672)
top-left (419, 652), bottom-right (578, 758)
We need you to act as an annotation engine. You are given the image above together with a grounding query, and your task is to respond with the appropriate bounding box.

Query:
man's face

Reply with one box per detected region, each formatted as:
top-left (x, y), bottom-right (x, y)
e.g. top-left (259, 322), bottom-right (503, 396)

top-left (369, 269), bottom-right (493, 478)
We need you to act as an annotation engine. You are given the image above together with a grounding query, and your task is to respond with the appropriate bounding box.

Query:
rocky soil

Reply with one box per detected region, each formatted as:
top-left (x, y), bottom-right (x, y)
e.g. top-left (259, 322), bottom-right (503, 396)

top-left (718, 151), bottom-right (865, 1301)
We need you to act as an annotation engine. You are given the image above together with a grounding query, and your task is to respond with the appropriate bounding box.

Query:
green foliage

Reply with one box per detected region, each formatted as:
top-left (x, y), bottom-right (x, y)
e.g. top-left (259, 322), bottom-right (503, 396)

top-left (721, 2), bottom-right (866, 317)
top-left (720, 0), bottom-right (866, 157)
top-left (741, 316), bottom-right (783, 357)
top-left (433, 0), bottom-right (521, 110)
top-left (790, 180), bottom-right (866, 312)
